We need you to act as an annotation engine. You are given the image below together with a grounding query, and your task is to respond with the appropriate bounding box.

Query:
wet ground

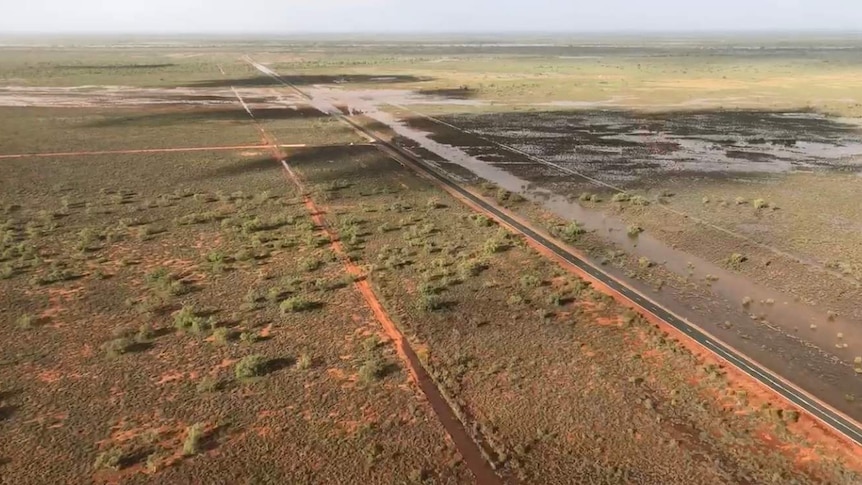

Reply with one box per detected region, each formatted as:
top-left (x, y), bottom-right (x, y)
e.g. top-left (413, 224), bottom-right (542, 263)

top-left (0, 84), bottom-right (485, 110)
top-left (441, 109), bottom-right (862, 184)
top-left (348, 103), bottom-right (862, 421)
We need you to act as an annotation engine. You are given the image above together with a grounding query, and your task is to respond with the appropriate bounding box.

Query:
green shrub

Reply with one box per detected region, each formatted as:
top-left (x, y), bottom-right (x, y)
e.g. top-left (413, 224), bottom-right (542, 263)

top-left (458, 259), bottom-right (486, 279)
top-left (192, 192), bottom-right (214, 203)
top-left (638, 257), bottom-right (653, 269)
top-left (262, 287), bottom-right (282, 303)
top-left (621, 309), bottom-right (640, 326)
top-left (359, 356), bottom-right (385, 384)
top-left (197, 377), bottom-right (219, 393)
top-left (631, 196), bottom-right (650, 206)
top-left (75, 228), bottom-right (101, 252)
top-left (362, 335), bottom-right (381, 352)
top-left (136, 323), bottom-right (155, 343)
top-left (627, 225), bottom-right (644, 237)
top-left (205, 251), bottom-right (227, 272)
top-left (145, 267), bottom-right (190, 296)
top-left (469, 214), bottom-right (493, 227)
top-left (418, 281), bottom-right (440, 296)
top-left (728, 253), bottom-right (748, 266)
top-left (559, 222), bottom-right (585, 243)
top-left (241, 217), bottom-right (262, 234)
top-left (483, 237), bottom-right (506, 255)
top-left (300, 258), bottom-right (322, 272)
top-left (17, 314), bottom-right (34, 330)
top-left (426, 197), bottom-right (446, 209)
top-left (176, 212), bottom-right (218, 226)
top-left (239, 331), bottom-right (258, 344)
top-left (304, 233), bottom-right (329, 249)
top-left (378, 222), bottom-right (397, 233)
top-left (612, 193), bottom-right (631, 203)
top-left (191, 316), bottom-right (215, 335)
top-left (520, 274), bottom-right (541, 288)
top-left (212, 327), bottom-right (231, 345)
top-left (235, 354), bottom-right (268, 379)
top-left (548, 293), bottom-right (565, 306)
top-left (753, 198), bottom-right (769, 209)
top-left (136, 224), bottom-right (166, 240)
top-left (280, 296), bottom-right (315, 313)
top-left (182, 424), bottom-right (204, 456)
top-left (104, 337), bottom-right (134, 358)
top-left (93, 448), bottom-right (125, 470)
top-left (297, 353), bottom-right (313, 370)
top-left (387, 201), bottom-right (412, 213)
top-left (496, 188), bottom-right (513, 204)
top-left (174, 305), bottom-right (202, 332)
top-left (420, 293), bottom-right (444, 312)
top-left (32, 264), bottom-right (77, 286)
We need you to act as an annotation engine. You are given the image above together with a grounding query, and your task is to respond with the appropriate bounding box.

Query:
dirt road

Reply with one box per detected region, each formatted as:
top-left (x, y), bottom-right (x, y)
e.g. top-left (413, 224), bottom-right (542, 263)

top-left (225, 79), bottom-right (504, 485)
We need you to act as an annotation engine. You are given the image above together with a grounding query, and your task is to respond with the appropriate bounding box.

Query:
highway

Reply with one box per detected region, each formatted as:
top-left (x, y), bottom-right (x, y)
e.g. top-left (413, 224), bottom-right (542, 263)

top-left (244, 56), bottom-right (862, 449)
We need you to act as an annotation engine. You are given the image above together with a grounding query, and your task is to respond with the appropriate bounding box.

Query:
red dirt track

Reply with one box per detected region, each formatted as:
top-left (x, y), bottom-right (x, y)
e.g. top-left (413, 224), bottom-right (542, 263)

top-left (227, 81), bottom-right (502, 484)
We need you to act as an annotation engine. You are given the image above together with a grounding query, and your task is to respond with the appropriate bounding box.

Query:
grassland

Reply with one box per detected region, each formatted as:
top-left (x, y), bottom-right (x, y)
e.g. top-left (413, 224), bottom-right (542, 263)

top-left (0, 145), bottom-right (475, 483)
top-left (3, 38), bottom-right (862, 484)
top-left (252, 39), bottom-right (862, 117)
top-left (289, 142), bottom-right (861, 483)
top-left (0, 50), bottom-right (474, 482)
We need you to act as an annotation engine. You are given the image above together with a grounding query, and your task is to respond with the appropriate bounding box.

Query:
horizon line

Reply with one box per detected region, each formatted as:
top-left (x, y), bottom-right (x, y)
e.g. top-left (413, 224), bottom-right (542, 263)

top-left (2, 28), bottom-right (862, 37)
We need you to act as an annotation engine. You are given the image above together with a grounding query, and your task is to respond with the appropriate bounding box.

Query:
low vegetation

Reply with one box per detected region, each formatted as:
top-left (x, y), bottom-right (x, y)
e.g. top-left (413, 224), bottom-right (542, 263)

top-left (234, 354), bottom-right (268, 379)
top-left (182, 424), bottom-right (204, 456)
top-left (1, 43), bottom-right (858, 485)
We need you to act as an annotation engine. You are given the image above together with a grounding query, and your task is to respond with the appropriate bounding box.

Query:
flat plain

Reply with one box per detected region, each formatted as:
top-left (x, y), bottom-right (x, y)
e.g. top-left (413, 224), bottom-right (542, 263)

top-left (2, 35), bottom-right (862, 484)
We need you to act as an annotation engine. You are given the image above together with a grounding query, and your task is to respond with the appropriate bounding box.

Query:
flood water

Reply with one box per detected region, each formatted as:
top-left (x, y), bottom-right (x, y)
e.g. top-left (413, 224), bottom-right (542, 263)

top-left (446, 109), bottom-right (862, 183)
top-left (278, 78), bottom-right (862, 364)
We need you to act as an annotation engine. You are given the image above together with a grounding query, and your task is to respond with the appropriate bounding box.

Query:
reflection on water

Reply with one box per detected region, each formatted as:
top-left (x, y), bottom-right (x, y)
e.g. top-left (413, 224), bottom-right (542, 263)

top-left (364, 106), bottom-right (862, 364)
top-left (455, 109), bottom-right (862, 182)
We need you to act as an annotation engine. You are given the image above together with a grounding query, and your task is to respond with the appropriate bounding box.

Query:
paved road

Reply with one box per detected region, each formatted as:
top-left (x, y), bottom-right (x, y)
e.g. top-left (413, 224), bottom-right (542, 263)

top-left (246, 56), bottom-right (862, 448)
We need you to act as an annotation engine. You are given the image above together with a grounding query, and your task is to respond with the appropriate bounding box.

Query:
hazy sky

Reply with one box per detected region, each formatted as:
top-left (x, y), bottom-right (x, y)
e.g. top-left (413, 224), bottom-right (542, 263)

top-left (3, 0), bottom-right (862, 34)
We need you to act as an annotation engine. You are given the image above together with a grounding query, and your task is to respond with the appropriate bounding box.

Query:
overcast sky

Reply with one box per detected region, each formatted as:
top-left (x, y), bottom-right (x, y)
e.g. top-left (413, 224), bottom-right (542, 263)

top-left (3, 0), bottom-right (862, 34)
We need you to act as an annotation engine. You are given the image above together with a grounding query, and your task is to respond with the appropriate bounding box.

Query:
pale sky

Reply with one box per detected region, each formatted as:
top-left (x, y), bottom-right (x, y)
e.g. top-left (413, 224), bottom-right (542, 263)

top-left (2, 0), bottom-right (862, 34)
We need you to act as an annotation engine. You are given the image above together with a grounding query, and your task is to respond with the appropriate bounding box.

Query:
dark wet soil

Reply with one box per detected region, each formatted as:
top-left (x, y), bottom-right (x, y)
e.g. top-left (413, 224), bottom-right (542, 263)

top-left (436, 109), bottom-right (862, 184)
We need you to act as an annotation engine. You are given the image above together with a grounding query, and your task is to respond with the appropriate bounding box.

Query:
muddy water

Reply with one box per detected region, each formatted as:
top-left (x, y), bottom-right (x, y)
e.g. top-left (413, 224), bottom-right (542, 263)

top-left (360, 107), bottom-right (862, 378)
top-left (454, 110), bottom-right (862, 183)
